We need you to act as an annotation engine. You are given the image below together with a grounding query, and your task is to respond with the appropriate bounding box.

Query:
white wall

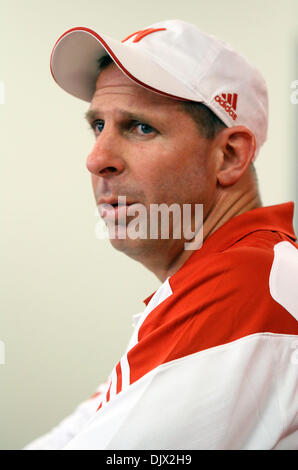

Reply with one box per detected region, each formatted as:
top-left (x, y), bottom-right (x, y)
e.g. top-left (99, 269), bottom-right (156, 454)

top-left (0, 0), bottom-right (297, 449)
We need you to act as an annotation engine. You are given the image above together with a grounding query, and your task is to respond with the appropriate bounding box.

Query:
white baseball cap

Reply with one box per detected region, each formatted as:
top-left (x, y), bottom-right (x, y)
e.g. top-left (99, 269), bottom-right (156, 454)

top-left (50, 19), bottom-right (268, 159)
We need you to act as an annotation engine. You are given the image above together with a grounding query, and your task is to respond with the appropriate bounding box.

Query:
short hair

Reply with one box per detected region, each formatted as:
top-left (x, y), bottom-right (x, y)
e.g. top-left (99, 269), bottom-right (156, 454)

top-left (180, 101), bottom-right (226, 140)
top-left (98, 54), bottom-right (115, 70)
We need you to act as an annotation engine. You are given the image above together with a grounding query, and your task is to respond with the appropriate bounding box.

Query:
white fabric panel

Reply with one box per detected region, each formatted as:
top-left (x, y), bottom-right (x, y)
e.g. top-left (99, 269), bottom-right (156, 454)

top-left (63, 333), bottom-right (298, 450)
top-left (65, 367), bottom-right (154, 450)
top-left (269, 241), bottom-right (298, 320)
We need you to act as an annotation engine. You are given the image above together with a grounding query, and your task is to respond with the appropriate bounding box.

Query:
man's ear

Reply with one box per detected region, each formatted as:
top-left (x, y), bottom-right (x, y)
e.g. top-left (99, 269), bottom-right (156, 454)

top-left (215, 126), bottom-right (256, 187)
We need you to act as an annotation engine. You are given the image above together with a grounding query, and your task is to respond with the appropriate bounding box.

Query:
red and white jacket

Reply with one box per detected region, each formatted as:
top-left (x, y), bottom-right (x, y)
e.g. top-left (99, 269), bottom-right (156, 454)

top-left (25, 202), bottom-right (298, 450)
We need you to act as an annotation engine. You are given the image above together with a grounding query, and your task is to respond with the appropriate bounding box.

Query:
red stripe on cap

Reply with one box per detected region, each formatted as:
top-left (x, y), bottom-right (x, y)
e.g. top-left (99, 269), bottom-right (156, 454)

top-left (122, 28), bottom-right (166, 43)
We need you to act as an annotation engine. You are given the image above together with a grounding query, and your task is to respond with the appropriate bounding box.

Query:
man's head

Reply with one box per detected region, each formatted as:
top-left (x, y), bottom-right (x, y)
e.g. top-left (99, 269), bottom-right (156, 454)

top-left (50, 19), bottom-right (267, 279)
top-left (84, 59), bottom-right (258, 275)
top-left (51, 19), bottom-right (268, 157)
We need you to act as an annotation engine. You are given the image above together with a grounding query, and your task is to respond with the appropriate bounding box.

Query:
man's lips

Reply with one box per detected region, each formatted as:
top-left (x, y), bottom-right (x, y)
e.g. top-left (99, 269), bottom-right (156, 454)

top-left (97, 198), bottom-right (135, 206)
top-left (97, 197), bottom-right (140, 221)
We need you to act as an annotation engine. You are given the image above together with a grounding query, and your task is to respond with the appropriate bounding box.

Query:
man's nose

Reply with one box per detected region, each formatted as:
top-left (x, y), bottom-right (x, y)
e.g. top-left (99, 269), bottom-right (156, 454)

top-left (86, 132), bottom-right (125, 177)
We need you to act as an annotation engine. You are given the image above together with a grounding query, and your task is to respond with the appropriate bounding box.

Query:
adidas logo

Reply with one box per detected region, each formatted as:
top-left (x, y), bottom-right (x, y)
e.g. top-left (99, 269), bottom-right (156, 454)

top-left (214, 93), bottom-right (238, 120)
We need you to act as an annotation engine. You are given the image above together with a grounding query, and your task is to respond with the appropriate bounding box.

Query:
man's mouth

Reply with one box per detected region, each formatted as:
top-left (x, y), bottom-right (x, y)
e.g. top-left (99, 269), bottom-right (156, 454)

top-left (97, 197), bottom-right (138, 221)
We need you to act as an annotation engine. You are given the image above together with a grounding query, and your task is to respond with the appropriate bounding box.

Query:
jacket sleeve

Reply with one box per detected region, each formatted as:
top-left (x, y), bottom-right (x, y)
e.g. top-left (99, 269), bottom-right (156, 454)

top-left (61, 245), bottom-right (298, 450)
top-left (62, 332), bottom-right (298, 450)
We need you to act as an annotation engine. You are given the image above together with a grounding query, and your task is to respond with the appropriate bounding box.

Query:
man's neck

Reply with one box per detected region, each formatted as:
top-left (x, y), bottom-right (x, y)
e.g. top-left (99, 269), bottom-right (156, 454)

top-left (151, 177), bottom-right (262, 282)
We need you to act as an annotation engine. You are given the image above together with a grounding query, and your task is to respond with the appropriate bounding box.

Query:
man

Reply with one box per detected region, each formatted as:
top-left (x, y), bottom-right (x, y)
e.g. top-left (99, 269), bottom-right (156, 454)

top-left (25, 20), bottom-right (298, 449)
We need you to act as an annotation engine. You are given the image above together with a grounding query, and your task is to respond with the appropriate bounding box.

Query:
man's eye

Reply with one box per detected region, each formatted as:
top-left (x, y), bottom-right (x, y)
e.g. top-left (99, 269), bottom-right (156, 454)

top-left (135, 123), bottom-right (154, 135)
top-left (92, 120), bottom-right (104, 134)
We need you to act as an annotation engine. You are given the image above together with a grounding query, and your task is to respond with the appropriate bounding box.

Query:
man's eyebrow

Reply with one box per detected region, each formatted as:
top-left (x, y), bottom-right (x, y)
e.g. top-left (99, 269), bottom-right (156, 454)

top-left (84, 108), bottom-right (153, 124)
top-left (118, 110), bottom-right (150, 121)
top-left (85, 109), bottom-right (98, 123)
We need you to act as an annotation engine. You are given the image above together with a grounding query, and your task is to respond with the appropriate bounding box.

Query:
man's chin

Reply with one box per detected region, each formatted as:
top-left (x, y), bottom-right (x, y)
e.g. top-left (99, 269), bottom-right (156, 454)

top-left (108, 234), bottom-right (155, 260)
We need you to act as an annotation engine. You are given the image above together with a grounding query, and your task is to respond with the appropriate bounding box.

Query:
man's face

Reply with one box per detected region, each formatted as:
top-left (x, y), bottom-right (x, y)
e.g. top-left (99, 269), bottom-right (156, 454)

top-left (86, 63), bottom-right (217, 262)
